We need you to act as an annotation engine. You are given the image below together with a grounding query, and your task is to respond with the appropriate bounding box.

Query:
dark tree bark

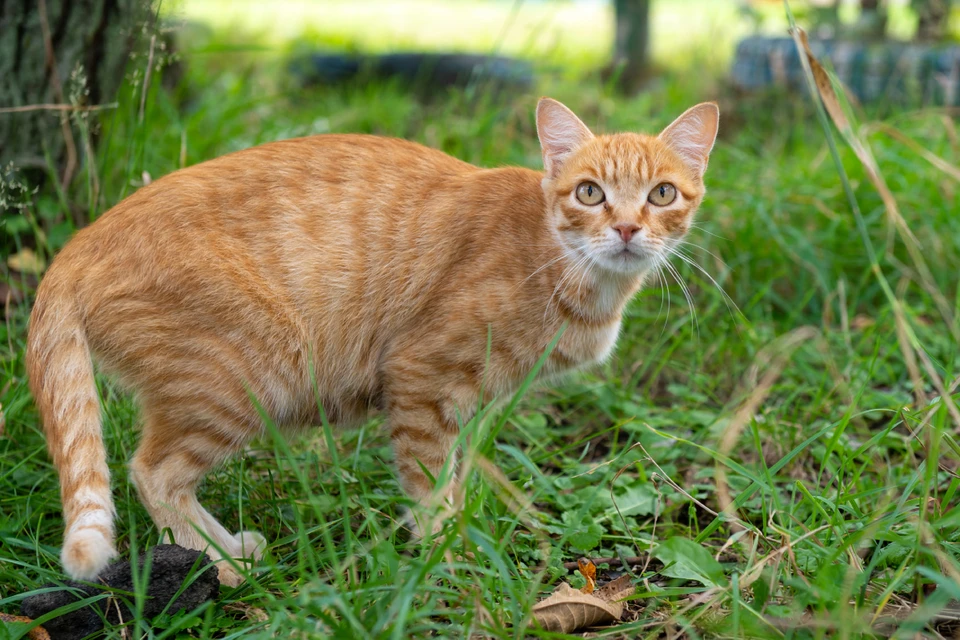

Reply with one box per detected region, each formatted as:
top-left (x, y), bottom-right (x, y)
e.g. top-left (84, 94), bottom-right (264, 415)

top-left (0, 0), bottom-right (150, 186)
top-left (913, 0), bottom-right (950, 42)
top-left (613, 0), bottom-right (652, 93)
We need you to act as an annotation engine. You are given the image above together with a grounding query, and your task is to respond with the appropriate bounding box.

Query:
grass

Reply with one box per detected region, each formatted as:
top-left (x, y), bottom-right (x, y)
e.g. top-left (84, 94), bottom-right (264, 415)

top-left (3, 1), bottom-right (960, 638)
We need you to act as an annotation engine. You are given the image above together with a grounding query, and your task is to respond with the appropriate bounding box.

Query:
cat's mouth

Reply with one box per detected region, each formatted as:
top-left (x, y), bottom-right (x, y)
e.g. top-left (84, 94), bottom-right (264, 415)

top-left (595, 244), bottom-right (656, 274)
top-left (616, 243), bottom-right (650, 260)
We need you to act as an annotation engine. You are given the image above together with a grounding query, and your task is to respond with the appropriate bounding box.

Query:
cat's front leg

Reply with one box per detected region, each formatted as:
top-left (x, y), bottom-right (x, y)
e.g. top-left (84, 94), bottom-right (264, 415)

top-left (387, 386), bottom-right (463, 538)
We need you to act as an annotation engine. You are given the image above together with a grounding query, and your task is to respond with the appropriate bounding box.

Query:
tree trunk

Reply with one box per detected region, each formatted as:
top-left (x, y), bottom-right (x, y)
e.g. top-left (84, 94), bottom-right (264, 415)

top-left (0, 0), bottom-right (150, 186)
top-left (913, 0), bottom-right (950, 42)
top-left (613, 0), bottom-right (652, 93)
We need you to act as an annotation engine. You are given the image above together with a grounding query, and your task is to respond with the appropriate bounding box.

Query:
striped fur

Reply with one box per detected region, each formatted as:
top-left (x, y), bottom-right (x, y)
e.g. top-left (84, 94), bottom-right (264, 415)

top-left (25, 98), bottom-right (718, 585)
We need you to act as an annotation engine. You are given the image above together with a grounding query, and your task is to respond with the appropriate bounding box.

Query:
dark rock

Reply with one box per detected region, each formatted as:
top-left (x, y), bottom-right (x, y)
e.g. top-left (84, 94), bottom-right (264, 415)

top-left (21, 545), bottom-right (219, 640)
top-left (291, 52), bottom-right (534, 93)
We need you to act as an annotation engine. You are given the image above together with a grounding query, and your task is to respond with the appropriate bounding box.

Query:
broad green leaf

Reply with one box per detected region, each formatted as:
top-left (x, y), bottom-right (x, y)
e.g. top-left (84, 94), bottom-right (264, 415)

top-left (613, 483), bottom-right (658, 517)
top-left (568, 522), bottom-right (603, 551)
top-left (653, 537), bottom-right (727, 587)
top-left (562, 511), bottom-right (603, 551)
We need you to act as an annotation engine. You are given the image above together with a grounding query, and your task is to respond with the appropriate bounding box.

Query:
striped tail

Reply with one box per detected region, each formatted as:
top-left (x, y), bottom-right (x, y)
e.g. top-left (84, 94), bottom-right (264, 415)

top-left (26, 280), bottom-right (117, 579)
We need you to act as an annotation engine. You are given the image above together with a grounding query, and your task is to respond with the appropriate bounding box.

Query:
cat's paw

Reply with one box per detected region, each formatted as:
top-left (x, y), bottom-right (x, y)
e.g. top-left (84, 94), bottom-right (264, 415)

top-left (216, 562), bottom-right (245, 588)
top-left (404, 505), bottom-right (455, 540)
top-left (233, 530), bottom-right (266, 560)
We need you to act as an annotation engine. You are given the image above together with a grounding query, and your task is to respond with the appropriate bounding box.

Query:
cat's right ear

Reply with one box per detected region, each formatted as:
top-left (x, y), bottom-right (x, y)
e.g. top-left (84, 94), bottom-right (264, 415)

top-left (536, 98), bottom-right (593, 179)
top-left (658, 102), bottom-right (720, 180)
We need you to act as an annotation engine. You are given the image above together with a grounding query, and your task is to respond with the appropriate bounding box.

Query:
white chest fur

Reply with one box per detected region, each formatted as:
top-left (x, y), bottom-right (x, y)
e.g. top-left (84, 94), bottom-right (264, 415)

top-left (554, 317), bottom-right (623, 368)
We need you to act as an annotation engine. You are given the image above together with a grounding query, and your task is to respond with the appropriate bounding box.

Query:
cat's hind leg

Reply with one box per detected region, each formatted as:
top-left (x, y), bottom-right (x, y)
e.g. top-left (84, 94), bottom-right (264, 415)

top-left (129, 406), bottom-right (264, 587)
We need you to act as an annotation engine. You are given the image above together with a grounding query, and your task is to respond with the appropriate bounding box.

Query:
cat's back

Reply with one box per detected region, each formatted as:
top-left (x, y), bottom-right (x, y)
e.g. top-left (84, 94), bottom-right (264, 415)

top-left (103, 134), bottom-right (473, 227)
top-left (54, 134), bottom-right (477, 275)
top-left (44, 133), bottom-right (508, 336)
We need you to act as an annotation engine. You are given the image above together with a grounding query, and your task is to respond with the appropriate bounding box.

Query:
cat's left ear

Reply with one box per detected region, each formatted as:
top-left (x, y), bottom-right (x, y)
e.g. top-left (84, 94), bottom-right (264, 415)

top-left (537, 98), bottom-right (594, 179)
top-left (658, 102), bottom-right (720, 179)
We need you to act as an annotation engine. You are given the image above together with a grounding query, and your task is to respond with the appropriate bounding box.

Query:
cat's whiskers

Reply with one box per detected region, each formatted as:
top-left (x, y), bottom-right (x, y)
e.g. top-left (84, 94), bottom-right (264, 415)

top-left (652, 260), bottom-right (671, 338)
top-left (574, 253), bottom-right (601, 313)
top-left (687, 223), bottom-right (727, 242)
top-left (666, 245), bottom-right (743, 322)
top-left (660, 256), bottom-right (700, 342)
top-left (543, 251), bottom-right (593, 327)
top-left (675, 238), bottom-right (727, 268)
top-left (553, 252), bottom-right (592, 307)
top-left (514, 251), bottom-right (572, 293)
top-left (543, 260), bottom-right (576, 327)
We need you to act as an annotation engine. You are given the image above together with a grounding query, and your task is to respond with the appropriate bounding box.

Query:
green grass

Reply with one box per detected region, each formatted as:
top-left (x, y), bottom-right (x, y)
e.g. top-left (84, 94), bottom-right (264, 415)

top-left (3, 2), bottom-right (960, 638)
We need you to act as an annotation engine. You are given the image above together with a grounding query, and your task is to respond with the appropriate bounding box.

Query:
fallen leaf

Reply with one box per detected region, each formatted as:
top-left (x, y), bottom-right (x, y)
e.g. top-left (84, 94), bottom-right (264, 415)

top-left (0, 613), bottom-right (51, 640)
top-left (7, 248), bottom-right (46, 275)
top-left (577, 557), bottom-right (596, 594)
top-left (532, 574), bottom-right (633, 634)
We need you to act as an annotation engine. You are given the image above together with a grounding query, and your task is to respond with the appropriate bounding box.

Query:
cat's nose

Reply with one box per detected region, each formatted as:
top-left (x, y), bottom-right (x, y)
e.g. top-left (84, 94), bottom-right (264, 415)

top-left (612, 222), bottom-right (640, 243)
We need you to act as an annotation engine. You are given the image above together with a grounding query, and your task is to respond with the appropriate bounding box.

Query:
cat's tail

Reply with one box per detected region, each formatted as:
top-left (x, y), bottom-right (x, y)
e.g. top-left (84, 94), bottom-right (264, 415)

top-left (26, 276), bottom-right (117, 580)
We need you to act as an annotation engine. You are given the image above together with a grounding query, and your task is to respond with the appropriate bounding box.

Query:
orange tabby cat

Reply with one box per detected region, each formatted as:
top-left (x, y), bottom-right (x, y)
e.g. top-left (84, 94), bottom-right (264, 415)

top-left (26, 98), bottom-right (718, 586)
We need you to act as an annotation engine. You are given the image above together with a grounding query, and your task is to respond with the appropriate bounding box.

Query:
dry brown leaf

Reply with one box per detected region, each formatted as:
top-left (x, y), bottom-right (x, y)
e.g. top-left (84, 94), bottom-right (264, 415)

top-left (7, 248), bottom-right (46, 275)
top-left (0, 613), bottom-right (51, 640)
top-left (532, 574), bottom-right (633, 634)
top-left (532, 584), bottom-right (621, 633)
top-left (578, 557), bottom-right (597, 594)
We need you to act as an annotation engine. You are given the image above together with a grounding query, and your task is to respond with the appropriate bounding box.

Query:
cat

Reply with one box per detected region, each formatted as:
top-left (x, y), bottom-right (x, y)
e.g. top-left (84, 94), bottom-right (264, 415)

top-left (26, 97), bottom-right (718, 586)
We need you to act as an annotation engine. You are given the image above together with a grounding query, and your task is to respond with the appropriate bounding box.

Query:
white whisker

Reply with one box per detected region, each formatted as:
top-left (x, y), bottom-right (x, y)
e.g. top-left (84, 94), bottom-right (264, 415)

top-left (675, 239), bottom-right (727, 268)
top-left (661, 258), bottom-right (699, 342)
top-left (653, 262), bottom-right (671, 339)
top-left (515, 252), bottom-right (569, 293)
top-left (543, 251), bottom-right (591, 327)
top-left (574, 253), bottom-right (599, 311)
top-left (688, 223), bottom-right (727, 242)
top-left (667, 246), bottom-right (744, 323)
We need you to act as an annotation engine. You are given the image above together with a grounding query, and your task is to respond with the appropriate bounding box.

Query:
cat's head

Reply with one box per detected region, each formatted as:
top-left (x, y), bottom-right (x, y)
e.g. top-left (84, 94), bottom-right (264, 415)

top-left (536, 98), bottom-right (719, 276)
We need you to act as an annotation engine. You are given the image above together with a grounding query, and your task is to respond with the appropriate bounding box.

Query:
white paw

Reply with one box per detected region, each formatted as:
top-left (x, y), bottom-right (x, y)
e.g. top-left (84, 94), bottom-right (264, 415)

top-left (233, 530), bottom-right (266, 560)
top-left (404, 504), bottom-right (456, 540)
top-left (216, 562), bottom-right (244, 588)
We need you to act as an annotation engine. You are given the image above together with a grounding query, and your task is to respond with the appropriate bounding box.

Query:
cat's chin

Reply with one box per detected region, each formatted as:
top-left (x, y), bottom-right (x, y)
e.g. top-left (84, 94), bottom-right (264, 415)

top-left (594, 248), bottom-right (656, 276)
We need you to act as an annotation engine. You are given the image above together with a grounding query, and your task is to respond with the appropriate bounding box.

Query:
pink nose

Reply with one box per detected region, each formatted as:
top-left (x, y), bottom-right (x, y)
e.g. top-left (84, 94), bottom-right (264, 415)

top-left (613, 223), bottom-right (640, 243)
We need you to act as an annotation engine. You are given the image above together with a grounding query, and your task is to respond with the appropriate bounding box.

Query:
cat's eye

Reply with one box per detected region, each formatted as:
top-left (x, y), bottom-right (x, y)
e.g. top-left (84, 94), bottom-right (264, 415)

top-left (648, 183), bottom-right (677, 206)
top-left (576, 182), bottom-right (605, 206)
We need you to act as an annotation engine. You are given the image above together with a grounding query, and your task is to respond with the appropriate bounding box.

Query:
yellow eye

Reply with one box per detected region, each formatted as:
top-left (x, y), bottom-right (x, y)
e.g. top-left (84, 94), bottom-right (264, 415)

top-left (648, 183), bottom-right (677, 206)
top-left (575, 182), bottom-right (605, 206)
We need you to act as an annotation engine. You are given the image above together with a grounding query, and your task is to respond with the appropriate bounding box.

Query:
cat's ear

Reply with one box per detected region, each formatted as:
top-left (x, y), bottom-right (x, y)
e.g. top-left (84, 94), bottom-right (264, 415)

top-left (536, 98), bottom-right (593, 179)
top-left (658, 102), bottom-right (719, 179)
